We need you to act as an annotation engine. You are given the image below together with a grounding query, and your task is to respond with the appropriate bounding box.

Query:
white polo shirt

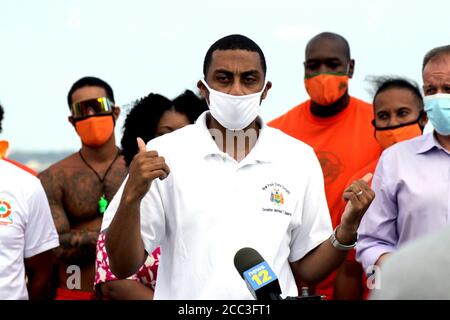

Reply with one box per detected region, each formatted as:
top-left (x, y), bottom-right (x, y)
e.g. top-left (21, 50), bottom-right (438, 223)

top-left (0, 160), bottom-right (59, 300)
top-left (102, 112), bottom-right (332, 300)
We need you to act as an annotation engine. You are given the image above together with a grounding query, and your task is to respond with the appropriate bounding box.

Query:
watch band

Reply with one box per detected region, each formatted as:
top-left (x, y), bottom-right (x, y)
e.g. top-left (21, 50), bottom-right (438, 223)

top-left (330, 226), bottom-right (357, 251)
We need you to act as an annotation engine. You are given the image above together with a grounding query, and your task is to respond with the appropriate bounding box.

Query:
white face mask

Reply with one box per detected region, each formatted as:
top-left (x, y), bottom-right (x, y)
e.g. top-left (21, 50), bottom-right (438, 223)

top-left (201, 80), bottom-right (266, 130)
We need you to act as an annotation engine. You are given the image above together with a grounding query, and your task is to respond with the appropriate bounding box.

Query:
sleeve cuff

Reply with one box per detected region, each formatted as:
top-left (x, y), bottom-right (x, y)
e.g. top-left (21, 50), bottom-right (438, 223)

top-left (357, 245), bottom-right (395, 272)
top-left (288, 237), bottom-right (326, 263)
top-left (24, 237), bottom-right (60, 258)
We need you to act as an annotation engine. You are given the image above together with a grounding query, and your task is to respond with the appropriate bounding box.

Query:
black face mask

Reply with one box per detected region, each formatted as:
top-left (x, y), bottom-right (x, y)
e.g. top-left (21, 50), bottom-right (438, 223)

top-left (372, 111), bottom-right (425, 150)
top-left (372, 110), bottom-right (425, 132)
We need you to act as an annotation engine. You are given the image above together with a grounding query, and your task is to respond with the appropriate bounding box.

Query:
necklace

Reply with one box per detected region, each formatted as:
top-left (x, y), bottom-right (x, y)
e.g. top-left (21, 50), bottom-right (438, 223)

top-left (78, 148), bottom-right (121, 214)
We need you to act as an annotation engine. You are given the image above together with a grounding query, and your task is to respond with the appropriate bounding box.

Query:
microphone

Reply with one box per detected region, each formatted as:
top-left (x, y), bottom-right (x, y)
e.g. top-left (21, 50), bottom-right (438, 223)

top-left (234, 247), bottom-right (283, 300)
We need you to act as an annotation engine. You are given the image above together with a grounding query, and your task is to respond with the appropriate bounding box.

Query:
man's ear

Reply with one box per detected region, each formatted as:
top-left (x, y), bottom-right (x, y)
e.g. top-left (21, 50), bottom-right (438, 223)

top-left (348, 59), bottom-right (355, 78)
top-left (68, 116), bottom-right (75, 127)
top-left (261, 81), bottom-right (272, 101)
top-left (419, 110), bottom-right (428, 129)
top-left (197, 80), bottom-right (209, 104)
top-left (113, 106), bottom-right (120, 121)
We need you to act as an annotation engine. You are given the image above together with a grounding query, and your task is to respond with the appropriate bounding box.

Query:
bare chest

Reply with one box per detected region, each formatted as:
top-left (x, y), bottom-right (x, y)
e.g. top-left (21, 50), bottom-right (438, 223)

top-left (62, 165), bottom-right (127, 224)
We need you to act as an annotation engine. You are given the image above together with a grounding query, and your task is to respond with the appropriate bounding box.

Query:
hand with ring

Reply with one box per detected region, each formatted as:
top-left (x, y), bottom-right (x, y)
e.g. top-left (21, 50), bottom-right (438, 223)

top-left (339, 173), bottom-right (376, 238)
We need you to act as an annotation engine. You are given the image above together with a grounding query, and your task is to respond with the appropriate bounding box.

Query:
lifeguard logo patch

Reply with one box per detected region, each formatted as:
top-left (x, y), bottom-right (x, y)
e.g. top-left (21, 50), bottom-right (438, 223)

top-left (0, 199), bottom-right (13, 226)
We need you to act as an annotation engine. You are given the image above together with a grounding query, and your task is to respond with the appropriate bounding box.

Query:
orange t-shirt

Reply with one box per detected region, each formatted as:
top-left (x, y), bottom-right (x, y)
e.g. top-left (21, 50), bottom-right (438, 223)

top-left (268, 97), bottom-right (381, 299)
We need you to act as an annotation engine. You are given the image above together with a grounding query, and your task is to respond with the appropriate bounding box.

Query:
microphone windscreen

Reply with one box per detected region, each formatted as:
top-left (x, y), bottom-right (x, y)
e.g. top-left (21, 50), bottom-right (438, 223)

top-left (234, 247), bottom-right (265, 278)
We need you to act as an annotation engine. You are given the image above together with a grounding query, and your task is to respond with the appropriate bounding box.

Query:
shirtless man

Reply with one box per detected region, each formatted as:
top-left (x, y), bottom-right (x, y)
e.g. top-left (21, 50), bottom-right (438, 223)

top-left (39, 77), bottom-right (127, 299)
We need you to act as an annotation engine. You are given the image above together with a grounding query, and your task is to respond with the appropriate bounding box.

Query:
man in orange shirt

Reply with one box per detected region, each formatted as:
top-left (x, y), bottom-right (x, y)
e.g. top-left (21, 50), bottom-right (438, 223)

top-left (269, 32), bottom-right (381, 299)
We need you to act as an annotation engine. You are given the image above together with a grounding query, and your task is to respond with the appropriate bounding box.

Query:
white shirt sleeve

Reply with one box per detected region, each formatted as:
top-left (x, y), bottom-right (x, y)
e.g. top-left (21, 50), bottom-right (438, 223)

top-left (288, 149), bottom-right (333, 262)
top-left (24, 181), bottom-right (60, 259)
top-left (139, 178), bottom-right (166, 256)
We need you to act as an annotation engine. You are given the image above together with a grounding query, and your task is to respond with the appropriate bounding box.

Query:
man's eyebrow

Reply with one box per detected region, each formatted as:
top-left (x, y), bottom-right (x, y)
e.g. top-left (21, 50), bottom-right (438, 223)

top-left (242, 70), bottom-right (261, 76)
top-left (325, 57), bottom-right (342, 62)
top-left (306, 57), bottom-right (341, 63)
top-left (213, 69), bottom-right (233, 74)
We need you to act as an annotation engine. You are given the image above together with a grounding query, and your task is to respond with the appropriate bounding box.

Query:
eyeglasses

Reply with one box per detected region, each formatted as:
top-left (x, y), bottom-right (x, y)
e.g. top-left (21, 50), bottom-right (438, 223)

top-left (71, 97), bottom-right (114, 119)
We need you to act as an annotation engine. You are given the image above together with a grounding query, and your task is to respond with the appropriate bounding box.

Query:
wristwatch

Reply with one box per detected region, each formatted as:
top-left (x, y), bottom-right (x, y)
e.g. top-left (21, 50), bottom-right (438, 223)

top-left (330, 227), bottom-right (357, 251)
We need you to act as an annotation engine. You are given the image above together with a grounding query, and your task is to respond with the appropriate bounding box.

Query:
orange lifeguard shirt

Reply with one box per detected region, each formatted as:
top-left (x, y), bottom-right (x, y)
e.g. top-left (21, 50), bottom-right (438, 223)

top-left (269, 97), bottom-right (381, 299)
top-left (269, 97), bottom-right (381, 228)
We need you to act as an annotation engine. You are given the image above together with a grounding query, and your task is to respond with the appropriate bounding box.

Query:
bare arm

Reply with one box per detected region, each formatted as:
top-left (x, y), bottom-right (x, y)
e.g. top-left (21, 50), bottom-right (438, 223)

top-left (290, 229), bottom-right (350, 286)
top-left (24, 249), bottom-right (57, 300)
top-left (99, 280), bottom-right (154, 300)
top-left (375, 252), bottom-right (391, 266)
top-left (38, 170), bottom-right (98, 267)
top-left (106, 138), bottom-right (169, 279)
top-left (291, 174), bottom-right (375, 286)
top-left (333, 259), bottom-right (365, 300)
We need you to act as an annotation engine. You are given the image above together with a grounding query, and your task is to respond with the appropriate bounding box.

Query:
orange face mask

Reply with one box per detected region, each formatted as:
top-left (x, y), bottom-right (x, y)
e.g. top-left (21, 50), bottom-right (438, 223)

top-left (75, 115), bottom-right (114, 147)
top-left (374, 122), bottom-right (422, 150)
top-left (304, 73), bottom-right (349, 106)
top-left (0, 140), bottom-right (9, 159)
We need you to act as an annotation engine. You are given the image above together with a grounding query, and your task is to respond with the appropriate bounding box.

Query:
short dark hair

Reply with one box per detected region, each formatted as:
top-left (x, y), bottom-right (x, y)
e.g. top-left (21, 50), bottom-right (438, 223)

top-left (0, 102), bottom-right (4, 133)
top-left (120, 90), bottom-right (207, 166)
top-left (371, 76), bottom-right (423, 110)
top-left (306, 32), bottom-right (351, 60)
top-left (422, 45), bottom-right (450, 71)
top-left (203, 34), bottom-right (267, 77)
top-left (67, 76), bottom-right (115, 107)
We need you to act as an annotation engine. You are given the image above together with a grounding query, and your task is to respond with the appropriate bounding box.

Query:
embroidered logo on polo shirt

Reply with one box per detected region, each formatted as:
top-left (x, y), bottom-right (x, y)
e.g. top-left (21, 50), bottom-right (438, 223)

top-left (0, 199), bottom-right (13, 226)
top-left (262, 183), bottom-right (292, 216)
top-left (270, 189), bottom-right (284, 206)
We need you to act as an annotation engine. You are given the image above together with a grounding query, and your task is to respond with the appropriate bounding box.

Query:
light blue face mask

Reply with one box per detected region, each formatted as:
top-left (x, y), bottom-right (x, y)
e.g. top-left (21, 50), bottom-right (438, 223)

top-left (424, 93), bottom-right (450, 136)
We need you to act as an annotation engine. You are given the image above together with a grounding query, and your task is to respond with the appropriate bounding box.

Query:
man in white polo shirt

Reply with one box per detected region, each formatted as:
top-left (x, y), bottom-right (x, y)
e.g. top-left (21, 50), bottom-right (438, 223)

top-left (104, 34), bottom-right (374, 299)
top-left (0, 102), bottom-right (60, 299)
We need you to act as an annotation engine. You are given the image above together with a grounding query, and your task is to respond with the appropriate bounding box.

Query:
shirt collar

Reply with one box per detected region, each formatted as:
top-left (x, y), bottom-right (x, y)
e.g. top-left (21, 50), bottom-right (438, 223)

top-left (416, 132), bottom-right (449, 154)
top-left (193, 111), bottom-right (274, 163)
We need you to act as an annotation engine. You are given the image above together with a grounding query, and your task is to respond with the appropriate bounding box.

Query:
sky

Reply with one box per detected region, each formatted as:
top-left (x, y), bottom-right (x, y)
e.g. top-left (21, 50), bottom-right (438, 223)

top-left (0, 0), bottom-right (449, 152)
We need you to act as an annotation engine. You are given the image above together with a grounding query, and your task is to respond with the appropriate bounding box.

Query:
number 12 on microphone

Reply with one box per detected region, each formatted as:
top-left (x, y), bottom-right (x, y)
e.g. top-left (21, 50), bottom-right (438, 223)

top-left (243, 261), bottom-right (277, 290)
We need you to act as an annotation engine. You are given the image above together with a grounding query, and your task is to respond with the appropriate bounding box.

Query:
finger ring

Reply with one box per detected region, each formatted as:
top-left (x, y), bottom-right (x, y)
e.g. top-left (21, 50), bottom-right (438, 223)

top-left (356, 190), bottom-right (363, 196)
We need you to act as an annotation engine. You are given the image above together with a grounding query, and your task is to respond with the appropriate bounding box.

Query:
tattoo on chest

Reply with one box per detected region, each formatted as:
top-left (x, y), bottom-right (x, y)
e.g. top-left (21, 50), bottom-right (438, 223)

top-left (63, 166), bottom-right (127, 221)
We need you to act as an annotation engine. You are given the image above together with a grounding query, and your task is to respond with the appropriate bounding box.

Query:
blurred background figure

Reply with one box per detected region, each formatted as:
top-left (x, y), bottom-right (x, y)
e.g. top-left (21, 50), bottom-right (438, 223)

top-left (370, 225), bottom-right (450, 300)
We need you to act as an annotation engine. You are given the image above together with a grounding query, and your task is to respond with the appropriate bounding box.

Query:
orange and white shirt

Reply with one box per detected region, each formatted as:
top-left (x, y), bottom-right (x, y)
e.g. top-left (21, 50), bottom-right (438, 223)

top-left (0, 159), bottom-right (59, 299)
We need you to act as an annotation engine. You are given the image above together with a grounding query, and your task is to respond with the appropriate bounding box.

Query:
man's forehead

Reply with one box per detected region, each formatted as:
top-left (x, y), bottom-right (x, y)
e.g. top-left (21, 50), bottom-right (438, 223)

top-left (305, 38), bottom-right (348, 60)
top-left (71, 86), bottom-right (108, 104)
top-left (209, 49), bottom-right (263, 72)
top-left (423, 56), bottom-right (450, 79)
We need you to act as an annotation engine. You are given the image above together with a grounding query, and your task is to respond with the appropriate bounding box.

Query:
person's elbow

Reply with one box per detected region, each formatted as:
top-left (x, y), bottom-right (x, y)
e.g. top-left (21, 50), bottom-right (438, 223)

top-left (105, 231), bottom-right (143, 279)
